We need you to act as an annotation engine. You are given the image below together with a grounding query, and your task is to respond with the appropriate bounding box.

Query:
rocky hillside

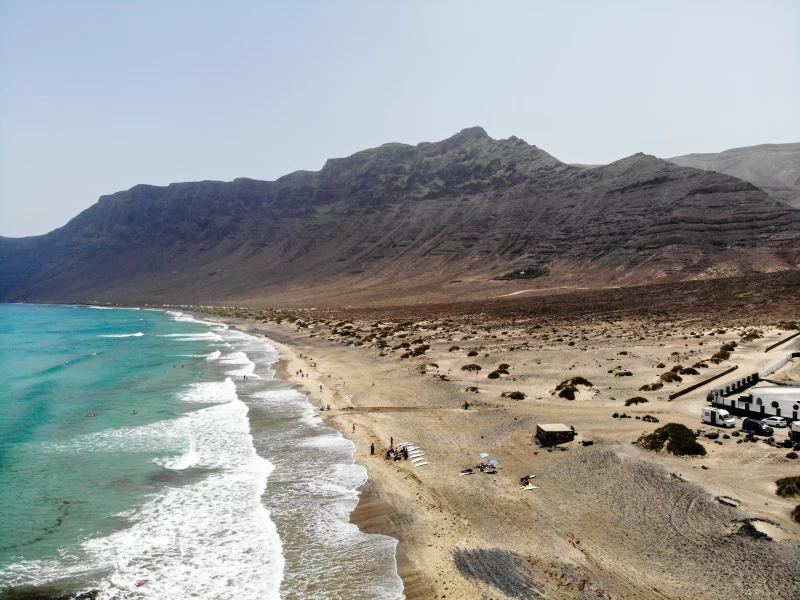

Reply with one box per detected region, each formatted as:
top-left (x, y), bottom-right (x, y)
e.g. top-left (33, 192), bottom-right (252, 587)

top-left (2, 128), bottom-right (799, 306)
top-left (669, 143), bottom-right (800, 209)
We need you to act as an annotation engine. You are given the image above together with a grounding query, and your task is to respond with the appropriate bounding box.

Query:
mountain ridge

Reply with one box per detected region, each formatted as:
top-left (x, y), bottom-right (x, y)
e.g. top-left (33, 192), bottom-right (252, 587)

top-left (2, 128), bottom-right (799, 306)
top-left (668, 142), bottom-right (800, 209)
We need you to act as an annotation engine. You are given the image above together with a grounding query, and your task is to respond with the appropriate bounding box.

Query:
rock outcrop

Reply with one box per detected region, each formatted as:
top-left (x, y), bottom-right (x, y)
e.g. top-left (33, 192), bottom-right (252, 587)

top-left (2, 128), bottom-right (799, 305)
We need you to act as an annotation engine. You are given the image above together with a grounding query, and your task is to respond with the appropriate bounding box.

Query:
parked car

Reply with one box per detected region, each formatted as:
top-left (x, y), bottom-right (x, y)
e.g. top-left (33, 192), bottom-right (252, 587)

top-left (761, 416), bottom-right (787, 428)
top-left (742, 418), bottom-right (774, 436)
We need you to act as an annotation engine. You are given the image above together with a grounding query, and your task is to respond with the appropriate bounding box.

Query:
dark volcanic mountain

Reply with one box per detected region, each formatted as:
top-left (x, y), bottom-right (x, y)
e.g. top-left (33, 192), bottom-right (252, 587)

top-left (2, 127), bottom-right (799, 306)
top-left (669, 143), bottom-right (800, 209)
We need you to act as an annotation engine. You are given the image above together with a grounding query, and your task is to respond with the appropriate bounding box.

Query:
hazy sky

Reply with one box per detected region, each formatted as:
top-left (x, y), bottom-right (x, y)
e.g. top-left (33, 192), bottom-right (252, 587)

top-left (1, 1), bottom-right (798, 237)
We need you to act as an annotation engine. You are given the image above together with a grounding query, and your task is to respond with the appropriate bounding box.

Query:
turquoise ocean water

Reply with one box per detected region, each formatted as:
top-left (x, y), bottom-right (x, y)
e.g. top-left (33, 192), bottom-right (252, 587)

top-left (0, 304), bottom-right (403, 599)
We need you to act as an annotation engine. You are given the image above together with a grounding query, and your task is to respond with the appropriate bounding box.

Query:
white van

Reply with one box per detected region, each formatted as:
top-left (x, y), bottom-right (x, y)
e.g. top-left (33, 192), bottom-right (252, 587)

top-left (701, 407), bottom-right (736, 428)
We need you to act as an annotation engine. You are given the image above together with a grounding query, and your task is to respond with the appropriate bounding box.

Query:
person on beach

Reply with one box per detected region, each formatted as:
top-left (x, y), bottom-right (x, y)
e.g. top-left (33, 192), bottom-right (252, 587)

top-left (352, 424), bottom-right (355, 433)
top-left (390, 437), bottom-right (393, 447)
top-left (371, 443), bottom-right (375, 455)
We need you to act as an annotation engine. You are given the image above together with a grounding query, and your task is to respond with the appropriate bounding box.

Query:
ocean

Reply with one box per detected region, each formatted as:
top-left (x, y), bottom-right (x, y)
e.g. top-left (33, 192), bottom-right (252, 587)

top-left (0, 304), bottom-right (403, 599)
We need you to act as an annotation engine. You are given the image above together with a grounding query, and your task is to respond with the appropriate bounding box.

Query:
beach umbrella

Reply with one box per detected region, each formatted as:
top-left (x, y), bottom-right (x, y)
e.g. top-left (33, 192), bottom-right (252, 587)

top-left (477, 453), bottom-right (489, 458)
top-left (487, 459), bottom-right (499, 466)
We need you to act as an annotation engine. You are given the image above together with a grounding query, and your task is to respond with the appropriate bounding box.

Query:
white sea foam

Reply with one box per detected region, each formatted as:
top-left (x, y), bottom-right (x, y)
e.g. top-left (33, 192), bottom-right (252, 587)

top-left (16, 378), bottom-right (285, 600)
top-left (161, 332), bottom-right (224, 342)
top-left (219, 351), bottom-right (260, 379)
top-left (206, 350), bottom-right (222, 360)
top-left (100, 332), bottom-right (144, 338)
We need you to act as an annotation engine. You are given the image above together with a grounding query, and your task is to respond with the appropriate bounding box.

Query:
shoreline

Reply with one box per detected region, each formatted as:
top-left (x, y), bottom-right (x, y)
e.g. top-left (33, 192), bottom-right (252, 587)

top-left (233, 322), bottom-right (427, 599)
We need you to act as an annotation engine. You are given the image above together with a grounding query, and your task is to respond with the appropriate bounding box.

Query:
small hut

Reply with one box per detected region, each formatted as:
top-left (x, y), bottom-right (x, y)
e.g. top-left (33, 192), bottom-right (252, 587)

top-left (536, 423), bottom-right (574, 447)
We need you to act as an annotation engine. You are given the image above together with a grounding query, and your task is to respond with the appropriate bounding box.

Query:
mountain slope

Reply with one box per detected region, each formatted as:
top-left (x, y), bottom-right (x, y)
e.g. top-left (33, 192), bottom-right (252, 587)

top-left (669, 143), bottom-right (800, 209)
top-left (2, 128), bottom-right (799, 306)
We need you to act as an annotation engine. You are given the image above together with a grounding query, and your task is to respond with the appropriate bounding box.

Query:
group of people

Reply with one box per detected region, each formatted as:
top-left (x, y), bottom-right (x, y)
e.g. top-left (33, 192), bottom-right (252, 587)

top-left (385, 445), bottom-right (409, 461)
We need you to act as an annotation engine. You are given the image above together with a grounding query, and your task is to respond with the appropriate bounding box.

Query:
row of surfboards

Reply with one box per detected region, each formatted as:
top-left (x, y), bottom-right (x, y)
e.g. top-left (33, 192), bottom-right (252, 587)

top-left (396, 442), bottom-right (429, 467)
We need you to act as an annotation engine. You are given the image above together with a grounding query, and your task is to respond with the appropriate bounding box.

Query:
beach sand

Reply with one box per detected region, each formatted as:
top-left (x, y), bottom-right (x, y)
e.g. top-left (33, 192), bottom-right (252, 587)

top-left (204, 308), bottom-right (800, 600)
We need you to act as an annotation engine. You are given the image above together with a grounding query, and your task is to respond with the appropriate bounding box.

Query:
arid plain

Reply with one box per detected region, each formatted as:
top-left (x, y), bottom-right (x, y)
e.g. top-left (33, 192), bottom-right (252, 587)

top-left (198, 272), bottom-right (800, 600)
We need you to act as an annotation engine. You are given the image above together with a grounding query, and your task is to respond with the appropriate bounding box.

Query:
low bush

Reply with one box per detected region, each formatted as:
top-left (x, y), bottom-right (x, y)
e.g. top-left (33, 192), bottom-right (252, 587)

top-left (710, 351), bottom-right (730, 364)
top-left (570, 376), bottom-right (593, 387)
top-left (558, 386), bottom-right (577, 400)
top-left (656, 363), bottom-right (666, 369)
top-left (720, 343), bottom-right (736, 353)
top-left (501, 391), bottom-right (526, 400)
top-left (660, 371), bottom-right (682, 383)
top-left (498, 363), bottom-right (510, 370)
top-left (449, 346), bottom-right (461, 352)
top-left (792, 505), bottom-right (800, 523)
top-left (679, 368), bottom-right (699, 375)
top-left (639, 382), bottom-right (664, 391)
top-left (625, 397), bottom-right (648, 406)
top-left (740, 329), bottom-right (763, 343)
top-left (487, 371), bottom-right (501, 379)
top-left (467, 350), bottom-right (478, 357)
top-left (639, 423), bottom-right (706, 456)
top-left (465, 386), bottom-right (478, 393)
top-left (776, 476), bottom-right (800, 498)
top-left (615, 371), bottom-right (633, 377)
top-left (410, 344), bottom-right (430, 356)
top-left (692, 362), bottom-right (709, 369)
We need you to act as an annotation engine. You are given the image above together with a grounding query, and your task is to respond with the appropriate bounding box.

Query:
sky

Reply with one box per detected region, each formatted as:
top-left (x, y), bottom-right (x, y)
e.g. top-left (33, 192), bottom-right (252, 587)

top-left (0, 1), bottom-right (798, 238)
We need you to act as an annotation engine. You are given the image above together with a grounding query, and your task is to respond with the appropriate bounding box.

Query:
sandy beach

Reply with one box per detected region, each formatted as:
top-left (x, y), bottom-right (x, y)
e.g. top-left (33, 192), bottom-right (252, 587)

top-left (199, 302), bottom-right (800, 600)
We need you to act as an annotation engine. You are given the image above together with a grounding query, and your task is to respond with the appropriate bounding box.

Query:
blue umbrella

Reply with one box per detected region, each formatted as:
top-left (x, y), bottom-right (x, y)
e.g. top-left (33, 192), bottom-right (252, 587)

top-left (487, 459), bottom-right (499, 466)
top-left (477, 453), bottom-right (489, 458)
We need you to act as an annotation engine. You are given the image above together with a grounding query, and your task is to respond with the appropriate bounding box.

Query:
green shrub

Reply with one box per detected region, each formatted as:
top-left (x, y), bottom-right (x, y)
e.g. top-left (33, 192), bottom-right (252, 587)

top-left (625, 397), bottom-right (648, 406)
top-left (639, 423), bottom-right (706, 456)
top-left (776, 476), bottom-right (800, 498)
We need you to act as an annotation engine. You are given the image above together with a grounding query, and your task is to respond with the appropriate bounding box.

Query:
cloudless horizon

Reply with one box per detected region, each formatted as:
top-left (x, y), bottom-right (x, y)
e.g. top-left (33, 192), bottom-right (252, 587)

top-left (1, 0), bottom-right (798, 237)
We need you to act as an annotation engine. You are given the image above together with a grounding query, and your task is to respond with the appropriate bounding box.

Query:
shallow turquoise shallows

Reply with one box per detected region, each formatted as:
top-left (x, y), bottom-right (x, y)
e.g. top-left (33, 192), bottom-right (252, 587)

top-left (0, 304), bottom-right (403, 600)
top-left (0, 305), bottom-right (212, 569)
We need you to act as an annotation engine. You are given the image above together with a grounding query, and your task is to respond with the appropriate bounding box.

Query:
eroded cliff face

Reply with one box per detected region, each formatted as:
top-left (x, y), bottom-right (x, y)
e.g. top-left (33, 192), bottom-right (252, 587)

top-left (2, 127), bottom-right (799, 305)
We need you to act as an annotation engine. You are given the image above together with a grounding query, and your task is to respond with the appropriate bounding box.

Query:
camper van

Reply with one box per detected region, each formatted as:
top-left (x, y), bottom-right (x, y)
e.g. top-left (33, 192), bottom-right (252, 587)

top-left (701, 407), bottom-right (736, 428)
top-left (791, 421), bottom-right (800, 443)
